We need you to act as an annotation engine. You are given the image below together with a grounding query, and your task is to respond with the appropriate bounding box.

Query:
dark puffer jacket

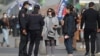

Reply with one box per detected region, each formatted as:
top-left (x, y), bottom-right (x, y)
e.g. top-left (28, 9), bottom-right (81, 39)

top-left (62, 13), bottom-right (76, 37)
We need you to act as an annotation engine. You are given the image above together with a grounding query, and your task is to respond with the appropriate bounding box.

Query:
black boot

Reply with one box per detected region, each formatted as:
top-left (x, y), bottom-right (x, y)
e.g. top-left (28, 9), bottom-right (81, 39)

top-left (91, 54), bottom-right (95, 56)
top-left (84, 52), bottom-right (89, 56)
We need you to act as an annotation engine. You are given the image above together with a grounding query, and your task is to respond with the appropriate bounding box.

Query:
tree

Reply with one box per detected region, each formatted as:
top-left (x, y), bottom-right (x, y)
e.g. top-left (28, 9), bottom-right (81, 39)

top-left (39, 0), bottom-right (45, 6)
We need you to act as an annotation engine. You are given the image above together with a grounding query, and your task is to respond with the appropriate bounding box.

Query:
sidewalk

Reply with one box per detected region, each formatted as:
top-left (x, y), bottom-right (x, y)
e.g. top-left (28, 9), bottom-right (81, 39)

top-left (0, 41), bottom-right (86, 56)
top-left (0, 43), bottom-right (100, 56)
top-left (0, 34), bottom-right (100, 56)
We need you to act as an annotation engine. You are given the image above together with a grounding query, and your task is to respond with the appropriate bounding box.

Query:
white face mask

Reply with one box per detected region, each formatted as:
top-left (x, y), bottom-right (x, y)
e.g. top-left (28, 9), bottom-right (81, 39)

top-left (4, 15), bottom-right (7, 18)
top-left (27, 6), bottom-right (32, 10)
top-left (12, 16), bottom-right (15, 18)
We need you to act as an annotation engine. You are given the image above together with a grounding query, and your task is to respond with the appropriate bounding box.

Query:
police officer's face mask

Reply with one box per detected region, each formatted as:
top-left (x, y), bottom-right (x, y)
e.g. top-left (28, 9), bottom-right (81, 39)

top-left (12, 16), bottom-right (15, 18)
top-left (3, 14), bottom-right (7, 18)
top-left (27, 6), bottom-right (32, 10)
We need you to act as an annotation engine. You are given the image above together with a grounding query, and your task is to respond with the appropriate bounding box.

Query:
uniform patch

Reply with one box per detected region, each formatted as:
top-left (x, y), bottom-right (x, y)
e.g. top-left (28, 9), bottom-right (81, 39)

top-left (22, 13), bottom-right (25, 17)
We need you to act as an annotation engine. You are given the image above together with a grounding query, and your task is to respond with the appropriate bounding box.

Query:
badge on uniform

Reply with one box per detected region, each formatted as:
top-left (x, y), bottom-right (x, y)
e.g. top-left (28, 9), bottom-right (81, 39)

top-left (22, 13), bottom-right (25, 17)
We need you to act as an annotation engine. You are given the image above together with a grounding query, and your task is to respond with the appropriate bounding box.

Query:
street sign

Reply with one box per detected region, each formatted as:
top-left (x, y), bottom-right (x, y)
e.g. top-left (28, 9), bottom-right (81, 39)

top-left (79, 0), bottom-right (100, 3)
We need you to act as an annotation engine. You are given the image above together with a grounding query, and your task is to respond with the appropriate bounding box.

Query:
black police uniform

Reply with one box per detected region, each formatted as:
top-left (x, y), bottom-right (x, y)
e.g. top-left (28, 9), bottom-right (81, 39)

top-left (27, 11), bottom-right (44, 56)
top-left (18, 7), bottom-right (28, 56)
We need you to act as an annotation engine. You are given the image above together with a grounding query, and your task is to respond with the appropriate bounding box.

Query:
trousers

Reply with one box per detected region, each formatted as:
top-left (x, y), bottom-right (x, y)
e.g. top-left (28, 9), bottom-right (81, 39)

top-left (2, 28), bottom-right (9, 45)
top-left (64, 37), bottom-right (73, 54)
top-left (84, 28), bottom-right (96, 54)
top-left (19, 33), bottom-right (28, 56)
top-left (28, 30), bottom-right (41, 56)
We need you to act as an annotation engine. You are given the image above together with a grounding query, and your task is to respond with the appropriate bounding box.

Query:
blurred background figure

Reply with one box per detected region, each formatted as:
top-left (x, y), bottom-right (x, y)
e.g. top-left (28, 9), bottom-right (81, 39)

top-left (0, 13), bottom-right (10, 47)
top-left (9, 14), bottom-right (19, 37)
top-left (72, 7), bottom-right (79, 51)
top-left (79, 8), bottom-right (86, 49)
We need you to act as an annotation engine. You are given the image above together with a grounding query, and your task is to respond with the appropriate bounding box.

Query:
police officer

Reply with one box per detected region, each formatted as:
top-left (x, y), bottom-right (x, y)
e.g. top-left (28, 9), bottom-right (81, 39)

top-left (27, 5), bottom-right (44, 56)
top-left (18, 1), bottom-right (31, 56)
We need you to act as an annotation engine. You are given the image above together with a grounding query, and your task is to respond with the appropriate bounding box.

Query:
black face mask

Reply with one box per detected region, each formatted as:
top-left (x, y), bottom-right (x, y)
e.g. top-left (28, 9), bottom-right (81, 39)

top-left (24, 8), bottom-right (28, 12)
top-left (22, 7), bottom-right (28, 12)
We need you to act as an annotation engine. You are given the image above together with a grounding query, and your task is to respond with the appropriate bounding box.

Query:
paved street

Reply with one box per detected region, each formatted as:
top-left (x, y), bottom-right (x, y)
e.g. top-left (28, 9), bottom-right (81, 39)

top-left (0, 34), bottom-right (100, 56)
top-left (1, 48), bottom-right (100, 56)
top-left (0, 34), bottom-right (85, 56)
top-left (0, 47), bottom-right (85, 56)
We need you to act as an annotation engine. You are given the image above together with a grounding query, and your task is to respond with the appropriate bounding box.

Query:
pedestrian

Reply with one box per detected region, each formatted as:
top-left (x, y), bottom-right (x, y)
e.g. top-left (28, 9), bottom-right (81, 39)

top-left (9, 14), bottom-right (15, 35)
top-left (72, 8), bottom-right (78, 51)
top-left (80, 8), bottom-right (86, 49)
top-left (18, 1), bottom-right (31, 56)
top-left (0, 13), bottom-right (10, 47)
top-left (42, 8), bottom-right (59, 56)
top-left (96, 9), bottom-right (100, 55)
top-left (81, 2), bottom-right (100, 56)
top-left (61, 4), bottom-right (76, 56)
top-left (9, 15), bottom-right (19, 37)
top-left (27, 4), bottom-right (44, 56)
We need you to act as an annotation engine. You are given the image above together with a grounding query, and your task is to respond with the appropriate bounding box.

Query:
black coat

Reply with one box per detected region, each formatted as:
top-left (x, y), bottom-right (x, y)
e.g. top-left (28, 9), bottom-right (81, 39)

top-left (81, 8), bottom-right (100, 30)
top-left (27, 13), bottom-right (44, 31)
top-left (18, 8), bottom-right (28, 29)
top-left (9, 18), bottom-right (19, 29)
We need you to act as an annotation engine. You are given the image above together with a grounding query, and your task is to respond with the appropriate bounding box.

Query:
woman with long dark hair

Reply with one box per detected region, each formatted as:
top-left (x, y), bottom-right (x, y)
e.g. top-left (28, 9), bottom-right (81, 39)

top-left (0, 13), bottom-right (10, 47)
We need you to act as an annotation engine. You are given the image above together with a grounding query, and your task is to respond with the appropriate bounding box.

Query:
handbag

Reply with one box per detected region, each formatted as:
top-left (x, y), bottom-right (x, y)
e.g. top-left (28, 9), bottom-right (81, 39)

top-left (48, 31), bottom-right (55, 36)
top-left (39, 40), bottom-right (46, 55)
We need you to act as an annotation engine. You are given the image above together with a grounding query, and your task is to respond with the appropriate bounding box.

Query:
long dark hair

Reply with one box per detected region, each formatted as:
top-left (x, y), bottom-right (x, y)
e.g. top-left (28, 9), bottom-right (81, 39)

top-left (2, 13), bottom-right (9, 27)
top-left (47, 8), bottom-right (56, 17)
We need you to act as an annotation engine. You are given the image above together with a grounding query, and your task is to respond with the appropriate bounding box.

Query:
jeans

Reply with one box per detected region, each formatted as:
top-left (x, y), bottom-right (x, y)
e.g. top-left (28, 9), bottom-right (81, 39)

top-left (64, 37), bottom-right (73, 54)
top-left (2, 28), bottom-right (9, 45)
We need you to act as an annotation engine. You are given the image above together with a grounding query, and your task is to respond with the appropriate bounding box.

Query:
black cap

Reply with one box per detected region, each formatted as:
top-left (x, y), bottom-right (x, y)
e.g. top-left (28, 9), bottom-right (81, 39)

top-left (34, 4), bottom-right (40, 9)
top-left (23, 1), bottom-right (31, 6)
top-left (89, 2), bottom-right (95, 7)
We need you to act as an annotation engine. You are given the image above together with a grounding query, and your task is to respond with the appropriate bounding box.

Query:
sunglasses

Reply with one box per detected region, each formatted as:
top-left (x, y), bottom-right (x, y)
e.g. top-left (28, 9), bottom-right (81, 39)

top-left (48, 11), bottom-right (52, 12)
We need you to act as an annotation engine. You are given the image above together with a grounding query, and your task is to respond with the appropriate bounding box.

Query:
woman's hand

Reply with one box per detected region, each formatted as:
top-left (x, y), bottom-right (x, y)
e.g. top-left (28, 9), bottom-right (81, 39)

top-left (22, 29), bottom-right (27, 35)
top-left (53, 25), bottom-right (57, 28)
